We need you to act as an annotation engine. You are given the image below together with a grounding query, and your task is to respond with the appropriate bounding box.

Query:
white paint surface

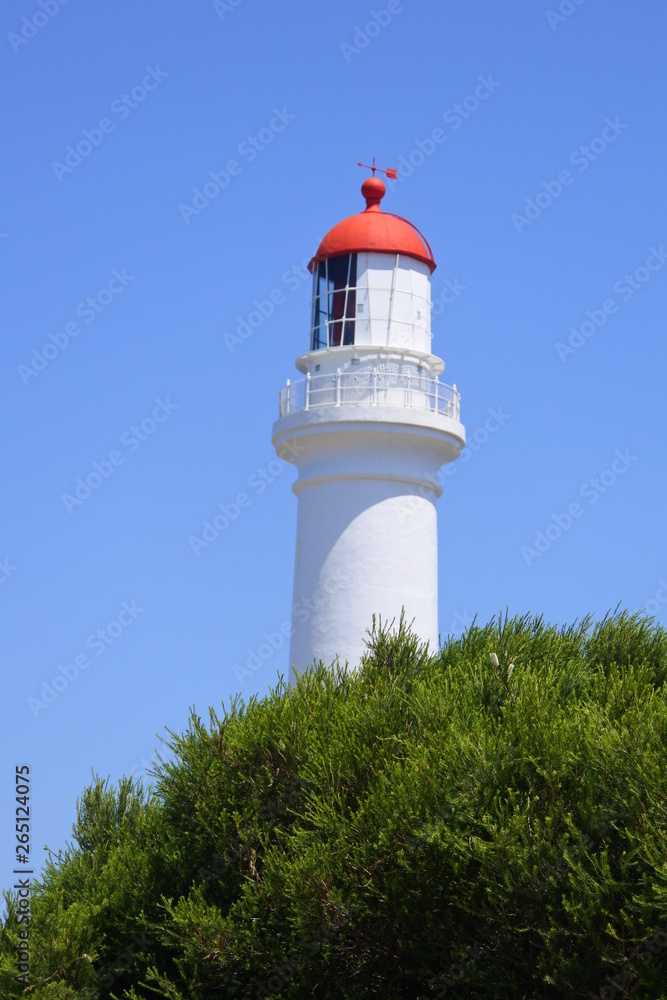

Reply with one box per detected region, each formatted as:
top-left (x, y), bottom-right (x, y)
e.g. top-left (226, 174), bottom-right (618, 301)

top-left (273, 250), bottom-right (465, 682)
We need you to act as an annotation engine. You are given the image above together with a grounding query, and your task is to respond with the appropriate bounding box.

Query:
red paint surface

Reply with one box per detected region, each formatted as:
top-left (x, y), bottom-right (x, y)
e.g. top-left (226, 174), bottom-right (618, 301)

top-left (309, 177), bottom-right (436, 273)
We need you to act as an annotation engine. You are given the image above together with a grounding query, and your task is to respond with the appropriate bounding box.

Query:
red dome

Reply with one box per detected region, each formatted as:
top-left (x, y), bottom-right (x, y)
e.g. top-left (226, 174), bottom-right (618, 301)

top-left (308, 177), bottom-right (436, 274)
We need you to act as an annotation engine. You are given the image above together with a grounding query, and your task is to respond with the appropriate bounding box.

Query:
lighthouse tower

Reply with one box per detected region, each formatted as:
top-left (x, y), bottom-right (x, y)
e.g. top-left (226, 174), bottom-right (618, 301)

top-left (272, 169), bottom-right (465, 683)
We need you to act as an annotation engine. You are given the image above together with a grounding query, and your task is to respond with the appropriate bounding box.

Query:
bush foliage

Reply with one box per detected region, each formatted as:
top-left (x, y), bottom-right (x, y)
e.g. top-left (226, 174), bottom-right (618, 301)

top-left (2, 612), bottom-right (667, 998)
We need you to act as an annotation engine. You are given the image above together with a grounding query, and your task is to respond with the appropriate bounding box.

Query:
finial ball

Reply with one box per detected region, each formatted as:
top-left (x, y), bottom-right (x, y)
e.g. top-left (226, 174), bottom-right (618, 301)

top-left (361, 176), bottom-right (386, 209)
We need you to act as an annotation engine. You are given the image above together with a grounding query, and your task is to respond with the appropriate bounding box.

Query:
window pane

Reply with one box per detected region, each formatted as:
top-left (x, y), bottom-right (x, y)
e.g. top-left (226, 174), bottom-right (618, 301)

top-left (342, 255), bottom-right (357, 345)
top-left (310, 255), bottom-right (357, 349)
top-left (343, 288), bottom-right (356, 345)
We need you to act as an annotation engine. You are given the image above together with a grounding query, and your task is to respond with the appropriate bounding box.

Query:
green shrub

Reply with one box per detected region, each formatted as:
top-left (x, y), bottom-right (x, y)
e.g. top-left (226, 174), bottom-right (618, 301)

top-left (2, 612), bottom-right (666, 999)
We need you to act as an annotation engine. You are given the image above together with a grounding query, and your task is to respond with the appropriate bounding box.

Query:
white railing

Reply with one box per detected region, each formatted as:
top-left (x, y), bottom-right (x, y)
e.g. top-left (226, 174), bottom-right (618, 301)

top-left (278, 369), bottom-right (460, 420)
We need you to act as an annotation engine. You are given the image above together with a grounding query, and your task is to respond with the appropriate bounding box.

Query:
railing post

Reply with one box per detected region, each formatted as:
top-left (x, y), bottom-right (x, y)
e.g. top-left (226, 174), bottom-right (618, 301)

top-left (372, 367), bottom-right (378, 405)
top-left (335, 368), bottom-right (341, 406)
top-left (452, 383), bottom-right (457, 419)
top-left (434, 375), bottom-right (440, 414)
top-left (305, 372), bottom-right (311, 411)
top-left (285, 379), bottom-right (291, 416)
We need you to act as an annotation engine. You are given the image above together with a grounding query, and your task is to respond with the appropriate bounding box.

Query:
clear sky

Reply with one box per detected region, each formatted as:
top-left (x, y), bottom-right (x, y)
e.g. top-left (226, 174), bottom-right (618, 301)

top-left (2, 0), bottom-right (666, 905)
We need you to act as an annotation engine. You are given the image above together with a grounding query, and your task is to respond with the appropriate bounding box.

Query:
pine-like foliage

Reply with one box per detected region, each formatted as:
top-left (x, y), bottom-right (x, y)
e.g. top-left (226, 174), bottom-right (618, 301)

top-left (2, 612), bottom-right (667, 999)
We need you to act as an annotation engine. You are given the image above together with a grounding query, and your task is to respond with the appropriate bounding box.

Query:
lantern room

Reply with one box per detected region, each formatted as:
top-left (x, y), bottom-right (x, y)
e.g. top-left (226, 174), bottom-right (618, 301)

top-left (305, 176), bottom-right (437, 362)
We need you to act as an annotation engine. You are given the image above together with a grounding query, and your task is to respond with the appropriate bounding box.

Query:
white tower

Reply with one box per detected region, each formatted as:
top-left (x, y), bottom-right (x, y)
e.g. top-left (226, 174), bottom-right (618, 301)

top-left (272, 172), bottom-right (465, 683)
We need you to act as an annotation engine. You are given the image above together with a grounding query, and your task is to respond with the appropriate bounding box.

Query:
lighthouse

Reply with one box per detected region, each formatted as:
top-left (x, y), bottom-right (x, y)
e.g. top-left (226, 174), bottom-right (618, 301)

top-left (272, 167), bottom-right (465, 683)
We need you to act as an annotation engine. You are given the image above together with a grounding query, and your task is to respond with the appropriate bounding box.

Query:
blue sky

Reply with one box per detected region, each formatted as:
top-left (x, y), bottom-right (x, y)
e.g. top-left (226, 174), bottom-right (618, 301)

top-left (1, 0), bottom-right (666, 903)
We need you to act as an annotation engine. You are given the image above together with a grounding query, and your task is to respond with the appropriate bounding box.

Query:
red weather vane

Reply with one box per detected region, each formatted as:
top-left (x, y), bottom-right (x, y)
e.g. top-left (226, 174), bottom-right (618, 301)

top-left (357, 156), bottom-right (397, 179)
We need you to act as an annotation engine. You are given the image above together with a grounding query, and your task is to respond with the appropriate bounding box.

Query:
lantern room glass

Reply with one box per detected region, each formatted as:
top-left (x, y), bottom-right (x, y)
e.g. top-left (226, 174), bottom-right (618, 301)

top-left (311, 254), bottom-right (357, 350)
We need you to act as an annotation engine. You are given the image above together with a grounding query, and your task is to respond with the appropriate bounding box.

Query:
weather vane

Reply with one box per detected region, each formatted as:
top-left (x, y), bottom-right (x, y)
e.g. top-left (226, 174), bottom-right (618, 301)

top-left (357, 156), bottom-right (397, 179)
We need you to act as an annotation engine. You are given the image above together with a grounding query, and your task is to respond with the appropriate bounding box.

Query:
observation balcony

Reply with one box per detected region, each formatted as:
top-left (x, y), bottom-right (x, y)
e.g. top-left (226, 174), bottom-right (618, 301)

top-left (278, 369), bottom-right (460, 421)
